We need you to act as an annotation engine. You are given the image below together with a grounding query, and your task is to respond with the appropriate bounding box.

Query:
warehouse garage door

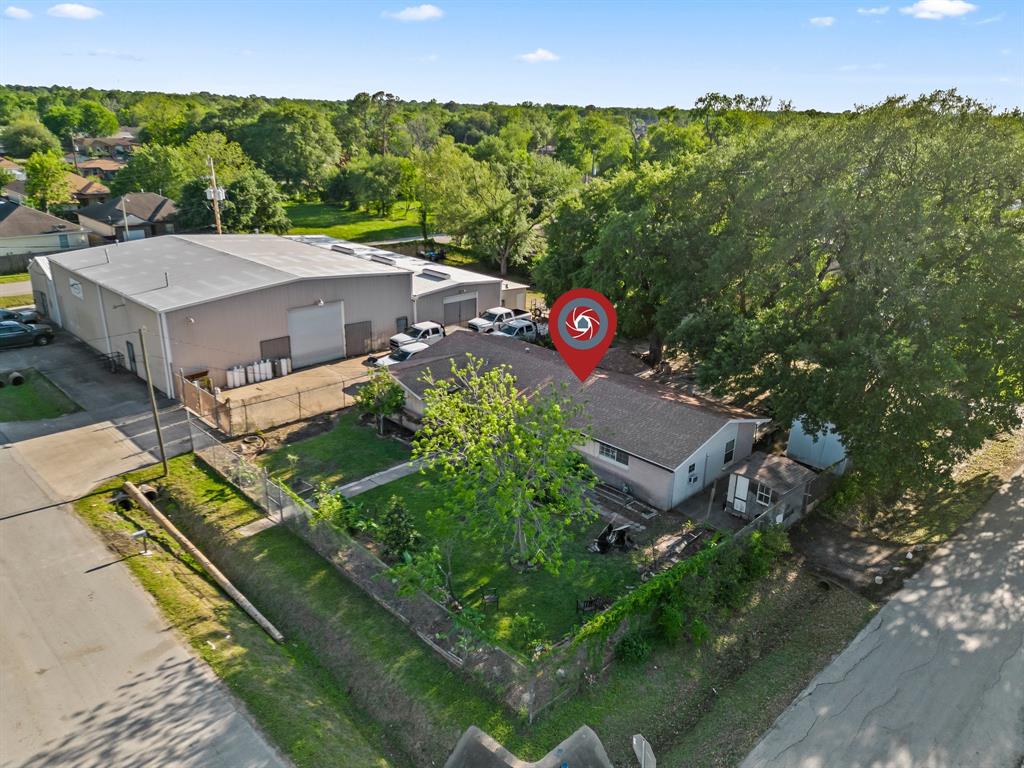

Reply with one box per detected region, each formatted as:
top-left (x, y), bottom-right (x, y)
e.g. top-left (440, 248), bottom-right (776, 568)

top-left (344, 321), bottom-right (373, 356)
top-left (443, 294), bottom-right (477, 326)
top-left (288, 301), bottom-right (345, 368)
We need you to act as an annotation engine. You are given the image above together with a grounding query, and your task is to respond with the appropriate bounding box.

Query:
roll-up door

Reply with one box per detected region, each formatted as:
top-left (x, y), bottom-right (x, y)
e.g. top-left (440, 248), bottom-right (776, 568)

top-left (443, 296), bottom-right (477, 326)
top-left (344, 321), bottom-right (373, 356)
top-left (288, 301), bottom-right (345, 368)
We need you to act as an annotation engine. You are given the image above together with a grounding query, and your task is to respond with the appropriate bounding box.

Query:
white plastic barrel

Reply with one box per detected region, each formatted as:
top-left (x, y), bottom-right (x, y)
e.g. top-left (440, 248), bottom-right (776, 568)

top-left (262, 360), bottom-right (272, 380)
top-left (246, 364), bottom-right (254, 384)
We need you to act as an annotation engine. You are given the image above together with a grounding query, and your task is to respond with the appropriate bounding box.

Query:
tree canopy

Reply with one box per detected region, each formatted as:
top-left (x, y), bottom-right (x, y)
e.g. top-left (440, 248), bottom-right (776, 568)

top-left (24, 150), bottom-right (73, 212)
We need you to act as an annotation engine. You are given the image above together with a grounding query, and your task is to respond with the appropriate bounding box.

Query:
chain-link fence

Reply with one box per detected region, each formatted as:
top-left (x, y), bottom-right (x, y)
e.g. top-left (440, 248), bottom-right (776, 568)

top-left (179, 372), bottom-right (370, 437)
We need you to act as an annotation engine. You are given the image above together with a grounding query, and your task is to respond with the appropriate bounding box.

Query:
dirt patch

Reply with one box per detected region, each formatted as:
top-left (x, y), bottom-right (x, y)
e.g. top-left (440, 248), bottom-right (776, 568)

top-left (789, 515), bottom-right (929, 601)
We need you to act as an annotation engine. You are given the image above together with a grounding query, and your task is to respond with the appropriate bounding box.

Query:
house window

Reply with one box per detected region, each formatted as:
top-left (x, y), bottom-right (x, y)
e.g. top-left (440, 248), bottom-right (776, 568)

top-left (724, 439), bottom-right (735, 465)
top-left (688, 463), bottom-right (696, 474)
top-left (756, 483), bottom-right (774, 506)
top-left (597, 442), bottom-right (629, 466)
top-left (58, 233), bottom-right (69, 248)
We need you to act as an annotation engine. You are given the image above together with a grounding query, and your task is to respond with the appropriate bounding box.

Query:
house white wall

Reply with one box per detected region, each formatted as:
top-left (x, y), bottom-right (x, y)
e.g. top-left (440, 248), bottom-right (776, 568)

top-left (578, 438), bottom-right (675, 510)
top-left (0, 231), bottom-right (90, 257)
top-left (670, 420), bottom-right (760, 508)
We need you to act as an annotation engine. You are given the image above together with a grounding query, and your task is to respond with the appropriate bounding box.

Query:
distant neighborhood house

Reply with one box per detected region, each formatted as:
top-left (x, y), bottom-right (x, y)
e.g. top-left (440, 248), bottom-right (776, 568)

top-left (389, 331), bottom-right (770, 511)
top-left (0, 199), bottom-right (89, 272)
top-left (2, 169), bottom-right (110, 209)
top-left (76, 192), bottom-right (178, 241)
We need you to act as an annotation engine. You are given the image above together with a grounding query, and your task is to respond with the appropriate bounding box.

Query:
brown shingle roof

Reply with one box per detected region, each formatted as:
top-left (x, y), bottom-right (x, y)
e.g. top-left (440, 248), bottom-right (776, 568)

top-left (0, 200), bottom-right (84, 237)
top-left (390, 331), bottom-right (766, 469)
top-left (66, 171), bottom-right (109, 196)
top-left (78, 158), bottom-right (125, 172)
top-left (729, 451), bottom-right (818, 490)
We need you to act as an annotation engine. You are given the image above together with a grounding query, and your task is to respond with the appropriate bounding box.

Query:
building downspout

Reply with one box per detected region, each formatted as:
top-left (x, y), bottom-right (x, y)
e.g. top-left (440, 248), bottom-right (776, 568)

top-left (158, 312), bottom-right (175, 397)
top-left (96, 284), bottom-right (113, 355)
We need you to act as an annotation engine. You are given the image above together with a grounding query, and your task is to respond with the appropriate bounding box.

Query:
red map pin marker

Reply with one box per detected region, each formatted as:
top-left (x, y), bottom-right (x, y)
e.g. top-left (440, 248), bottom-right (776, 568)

top-left (549, 288), bottom-right (617, 382)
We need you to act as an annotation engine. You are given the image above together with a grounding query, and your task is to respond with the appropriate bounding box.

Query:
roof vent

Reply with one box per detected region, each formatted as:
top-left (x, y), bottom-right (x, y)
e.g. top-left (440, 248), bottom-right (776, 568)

top-left (420, 268), bottom-right (450, 280)
top-left (331, 244), bottom-right (357, 255)
top-left (371, 254), bottom-right (396, 266)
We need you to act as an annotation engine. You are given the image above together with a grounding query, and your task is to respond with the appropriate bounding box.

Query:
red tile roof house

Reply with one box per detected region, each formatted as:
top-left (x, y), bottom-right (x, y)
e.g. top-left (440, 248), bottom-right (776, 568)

top-left (388, 330), bottom-right (769, 511)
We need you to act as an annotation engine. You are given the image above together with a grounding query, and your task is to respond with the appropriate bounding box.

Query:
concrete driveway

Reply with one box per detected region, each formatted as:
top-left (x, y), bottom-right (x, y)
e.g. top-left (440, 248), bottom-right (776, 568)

top-left (742, 464), bottom-right (1024, 768)
top-left (0, 335), bottom-right (287, 767)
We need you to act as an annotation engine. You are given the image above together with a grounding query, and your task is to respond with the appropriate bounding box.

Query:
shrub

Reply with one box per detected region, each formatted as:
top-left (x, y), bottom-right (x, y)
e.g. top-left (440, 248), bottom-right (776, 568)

top-left (507, 612), bottom-right (547, 654)
top-left (688, 617), bottom-right (710, 647)
top-left (656, 602), bottom-right (685, 645)
top-left (378, 495), bottom-right (420, 562)
top-left (311, 482), bottom-right (365, 533)
top-left (615, 627), bottom-right (652, 663)
top-left (743, 526), bottom-right (791, 579)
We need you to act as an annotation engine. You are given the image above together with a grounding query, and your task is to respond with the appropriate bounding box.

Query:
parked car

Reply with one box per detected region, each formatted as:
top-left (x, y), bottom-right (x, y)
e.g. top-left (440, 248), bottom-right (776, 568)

top-left (389, 321), bottom-right (445, 352)
top-left (0, 320), bottom-right (55, 349)
top-left (0, 308), bottom-right (42, 324)
top-left (492, 318), bottom-right (548, 341)
top-left (468, 307), bottom-right (530, 333)
top-left (373, 341), bottom-right (430, 367)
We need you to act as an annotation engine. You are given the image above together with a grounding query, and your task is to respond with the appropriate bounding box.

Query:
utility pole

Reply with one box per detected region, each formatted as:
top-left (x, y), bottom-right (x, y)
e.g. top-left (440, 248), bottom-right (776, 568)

top-left (69, 131), bottom-right (80, 173)
top-left (207, 156), bottom-right (223, 235)
top-left (138, 327), bottom-right (169, 476)
top-left (119, 194), bottom-right (129, 242)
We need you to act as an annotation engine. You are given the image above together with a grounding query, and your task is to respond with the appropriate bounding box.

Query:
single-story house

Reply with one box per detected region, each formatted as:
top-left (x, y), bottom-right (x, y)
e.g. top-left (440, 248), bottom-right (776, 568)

top-left (290, 235), bottom-right (529, 325)
top-left (79, 135), bottom-right (139, 160)
top-left (725, 451), bottom-right (819, 522)
top-left (388, 331), bottom-right (769, 510)
top-left (0, 157), bottom-right (25, 181)
top-left (786, 418), bottom-right (848, 473)
top-left (76, 157), bottom-right (125, 181)
top-left (77, 192), bottom-right (178, 241)
top-left (2, 171), bottom-right (109, 209)
top-left (30, 234), bottom-right (417, 397)
top-left (0, 200), bottom-right (89, 272)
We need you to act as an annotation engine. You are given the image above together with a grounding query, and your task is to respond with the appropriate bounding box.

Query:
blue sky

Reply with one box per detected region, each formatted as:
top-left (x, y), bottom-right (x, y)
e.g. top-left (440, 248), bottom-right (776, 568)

top-left (1, 1), bottom-right (1021, 110)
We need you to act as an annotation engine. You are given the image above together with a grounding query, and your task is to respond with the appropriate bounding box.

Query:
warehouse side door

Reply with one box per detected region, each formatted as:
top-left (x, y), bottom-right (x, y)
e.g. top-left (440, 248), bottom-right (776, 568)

top-left (288, 301), bottom-right (345, 368)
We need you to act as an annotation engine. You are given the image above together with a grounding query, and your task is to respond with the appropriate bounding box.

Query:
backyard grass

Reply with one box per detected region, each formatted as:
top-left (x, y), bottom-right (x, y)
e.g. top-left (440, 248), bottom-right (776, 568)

top-left (0, 272), bottom-right (29, 283)
top-left (76, 459), bottom-right (397, 768)
top-left (286, 201), bottom-right (422, 242)
top-left (356, 471), bottom-right (641, 649)
top-left (260, 410), bottom-right (410, 489)
top-left (97, 451), bottom-right (876, 766)
top-left (0, 294), bottom-right (33, 309)
top-left (0, 368), bottom-right (79, 421)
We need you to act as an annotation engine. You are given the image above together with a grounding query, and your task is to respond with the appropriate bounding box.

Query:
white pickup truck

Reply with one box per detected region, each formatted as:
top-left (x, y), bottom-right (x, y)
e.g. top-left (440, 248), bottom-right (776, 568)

top-left (492, 318), bottom-right (548, 342)
top-left (389, 321), bottom-right (445, 352)
top-left (373, 341), bottom-right (430, 367)
top-left (467, 307), bottom-right (530, 333)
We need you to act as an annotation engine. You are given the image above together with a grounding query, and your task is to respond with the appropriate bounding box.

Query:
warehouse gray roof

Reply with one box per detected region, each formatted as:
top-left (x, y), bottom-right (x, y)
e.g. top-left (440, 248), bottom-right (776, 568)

top-left (45, 234), bottom-right (410, 313)
top-left (390, 331), bottom-right (767, 469)
top-left (287, 235), bottom-right (504, 298)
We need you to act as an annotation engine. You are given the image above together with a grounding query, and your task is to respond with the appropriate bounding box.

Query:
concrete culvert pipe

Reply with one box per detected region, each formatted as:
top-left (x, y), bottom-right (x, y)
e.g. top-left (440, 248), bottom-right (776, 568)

top-left (138, 484), bottom-right (159, 502)
top-left (8, 371), bottom-right (25, 386)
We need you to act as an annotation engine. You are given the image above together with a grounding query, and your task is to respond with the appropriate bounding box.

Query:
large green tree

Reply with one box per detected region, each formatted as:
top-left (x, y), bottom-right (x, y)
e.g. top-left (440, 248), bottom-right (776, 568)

top-left (112, 131), bottom-right (254, 199)
top-left (240, 104), bottom-right (341, 193)
top-left (177, 168), bottom-right (290, 234)
top-left (2, 120), bottom-right (60, 157)
top-left (76, 99), bottom-right (119, 137)
top-left (413, 356), bottom-right (596, 573)
top-left (24, 150), bottom-right (73, 212)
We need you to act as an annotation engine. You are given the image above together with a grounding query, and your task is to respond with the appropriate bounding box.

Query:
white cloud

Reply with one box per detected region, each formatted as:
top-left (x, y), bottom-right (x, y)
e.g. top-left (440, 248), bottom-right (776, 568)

top-left (899, 0), bottom-right (977, 19)
top-left (809, 16), bottom-right (836, 26)
top-left (517, 48), bottom-right (559, 63)
top-left (88, 48), bottom-right (143, 61)
top-left (383, 4), bottom-right (443, 22)
top-left (47, 3), bottom-right (102, 19)
top-left (3, 5), bottom-right (32, 19)
top-left (857, 6), bottom-right (890, 14)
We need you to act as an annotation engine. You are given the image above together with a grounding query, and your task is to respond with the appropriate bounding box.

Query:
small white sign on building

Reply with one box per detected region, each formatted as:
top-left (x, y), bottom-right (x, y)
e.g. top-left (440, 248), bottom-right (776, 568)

top-left (68, 278), bottom-right (83, 300)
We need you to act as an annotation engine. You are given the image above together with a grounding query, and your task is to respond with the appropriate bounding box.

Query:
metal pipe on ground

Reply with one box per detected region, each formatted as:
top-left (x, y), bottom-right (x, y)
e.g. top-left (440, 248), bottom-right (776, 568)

top-left (122, 480), bottom-right (285, 643)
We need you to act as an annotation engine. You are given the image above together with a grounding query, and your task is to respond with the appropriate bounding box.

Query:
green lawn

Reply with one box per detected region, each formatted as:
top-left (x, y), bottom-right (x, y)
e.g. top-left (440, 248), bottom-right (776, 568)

top-left (357, 472), bottom-right (645, 650)
top-left (286, 202), bottom-right (422, 242)
top-left (96, 452), bottom-right (875, 766)
top-left (0, 294), bottom-right (33, 309)
top-left (0, 368), bottom-right (79, 422)
top-left (0, 272), bottom-right (29, 284)
top-left (260, 411), bottom-right (411, 489)
top-left (76, 459), bottom-right (397, 768)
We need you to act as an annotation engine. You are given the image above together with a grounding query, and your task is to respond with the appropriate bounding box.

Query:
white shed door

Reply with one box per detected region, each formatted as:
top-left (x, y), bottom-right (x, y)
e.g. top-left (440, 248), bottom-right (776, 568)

top-left (288, 301), bottom-right (345, 368)
top-left (732, 475), bottom-right (749, 515)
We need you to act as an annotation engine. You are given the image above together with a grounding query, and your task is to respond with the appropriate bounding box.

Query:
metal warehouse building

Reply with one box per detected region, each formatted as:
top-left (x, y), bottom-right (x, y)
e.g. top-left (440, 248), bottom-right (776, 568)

top-left (29, 234), bottom-right (415, 396)
top-left (289, 235), bottom-right (529, 325)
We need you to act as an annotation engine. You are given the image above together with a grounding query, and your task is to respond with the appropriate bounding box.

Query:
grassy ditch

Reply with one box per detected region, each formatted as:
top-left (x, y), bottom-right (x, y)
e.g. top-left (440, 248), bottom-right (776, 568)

top-left (0, 368), bottom-right (80, 421)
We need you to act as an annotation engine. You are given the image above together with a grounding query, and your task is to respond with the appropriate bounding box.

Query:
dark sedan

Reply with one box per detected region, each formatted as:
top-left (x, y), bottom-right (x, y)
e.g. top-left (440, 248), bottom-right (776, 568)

top-left (0, 308), bottom-right (42, 324)
top-left (0, 320), bottom-right (55, 349)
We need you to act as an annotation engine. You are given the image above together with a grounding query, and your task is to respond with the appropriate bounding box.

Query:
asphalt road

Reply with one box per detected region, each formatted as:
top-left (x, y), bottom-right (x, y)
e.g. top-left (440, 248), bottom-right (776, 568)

top-left (743, 463), bottom-right (1024, 768)
top-left (0, 281), bottom-right (31, 298)
top-left (0, 338), bottom-right (287, 768)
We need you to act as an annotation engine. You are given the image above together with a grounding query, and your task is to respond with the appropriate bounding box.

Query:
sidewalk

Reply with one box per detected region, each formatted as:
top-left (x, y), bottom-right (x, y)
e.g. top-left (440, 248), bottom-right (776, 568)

top-left (336, 458), bottom-right (426, 498)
